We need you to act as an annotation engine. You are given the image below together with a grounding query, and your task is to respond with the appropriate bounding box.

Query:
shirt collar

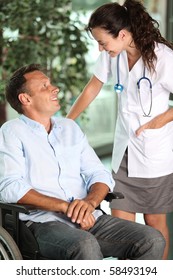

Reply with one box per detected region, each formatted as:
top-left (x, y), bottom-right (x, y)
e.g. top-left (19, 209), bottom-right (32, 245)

top-left (19, 114), bottom-right (59, 132)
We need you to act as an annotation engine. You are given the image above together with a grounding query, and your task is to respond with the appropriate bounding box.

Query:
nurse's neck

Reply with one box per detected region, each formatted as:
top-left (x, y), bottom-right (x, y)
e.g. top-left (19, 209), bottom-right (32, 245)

top-left (126, 47), bottom-right (141, 71)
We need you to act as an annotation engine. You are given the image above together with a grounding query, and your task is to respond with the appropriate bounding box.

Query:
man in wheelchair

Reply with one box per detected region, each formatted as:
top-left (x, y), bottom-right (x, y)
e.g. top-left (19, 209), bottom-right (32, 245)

top-left (0, 64), bottom-right (165, 260)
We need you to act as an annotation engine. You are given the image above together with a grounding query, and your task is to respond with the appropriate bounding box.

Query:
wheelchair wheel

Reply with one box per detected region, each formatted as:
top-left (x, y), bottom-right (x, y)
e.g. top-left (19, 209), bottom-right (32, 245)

top-left (0, 226), bottom-right (23, 260)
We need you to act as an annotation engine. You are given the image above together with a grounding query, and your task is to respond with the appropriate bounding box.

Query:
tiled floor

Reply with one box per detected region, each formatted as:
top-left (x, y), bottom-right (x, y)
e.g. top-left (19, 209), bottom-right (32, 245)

top-left (100, 155), bottom-right (144, 224)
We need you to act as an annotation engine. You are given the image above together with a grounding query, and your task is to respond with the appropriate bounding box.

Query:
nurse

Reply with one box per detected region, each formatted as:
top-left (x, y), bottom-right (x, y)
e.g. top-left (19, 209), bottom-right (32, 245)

top-left (67, 0), bottom-right (173, 259)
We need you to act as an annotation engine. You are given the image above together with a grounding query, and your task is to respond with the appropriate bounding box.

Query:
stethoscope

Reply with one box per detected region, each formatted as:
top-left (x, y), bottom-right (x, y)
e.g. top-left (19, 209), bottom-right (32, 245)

top-left (114, 54), bottom-right (153, 117)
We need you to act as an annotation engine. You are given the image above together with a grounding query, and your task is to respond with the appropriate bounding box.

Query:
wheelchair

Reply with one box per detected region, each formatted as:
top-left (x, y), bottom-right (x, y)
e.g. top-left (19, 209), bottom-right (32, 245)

top-left (0, 192), bottom-right (124, 260)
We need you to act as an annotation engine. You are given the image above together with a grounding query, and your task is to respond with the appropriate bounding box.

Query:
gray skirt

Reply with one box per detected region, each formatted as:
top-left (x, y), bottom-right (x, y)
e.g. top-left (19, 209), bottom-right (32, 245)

top-left (110, 150), bottom-right (173, 214)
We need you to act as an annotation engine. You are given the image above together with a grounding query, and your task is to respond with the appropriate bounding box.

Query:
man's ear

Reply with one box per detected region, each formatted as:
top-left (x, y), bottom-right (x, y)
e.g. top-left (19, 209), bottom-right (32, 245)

top-left (18, 93), bottom-right (31, 106)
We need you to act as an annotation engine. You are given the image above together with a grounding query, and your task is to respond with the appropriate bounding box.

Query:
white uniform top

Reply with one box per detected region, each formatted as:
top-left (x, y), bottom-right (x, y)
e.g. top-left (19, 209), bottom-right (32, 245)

top-left (94, 43), bottom-right (173, 178)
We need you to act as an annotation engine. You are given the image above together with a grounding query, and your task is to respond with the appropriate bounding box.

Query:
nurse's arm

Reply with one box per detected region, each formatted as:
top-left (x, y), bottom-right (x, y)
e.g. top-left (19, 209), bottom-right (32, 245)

top-left (136, 108), bottom-right (173, 136)
top-left (66, 75), bottom-right (103, 120)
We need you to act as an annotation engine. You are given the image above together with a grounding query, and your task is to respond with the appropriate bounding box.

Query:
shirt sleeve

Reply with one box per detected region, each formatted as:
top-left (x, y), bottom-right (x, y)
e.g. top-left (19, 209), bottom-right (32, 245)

top-left (93, 50), bottom-right (112, 83)
top-left (63, 119), bottom-right (115, 192)
top-left (157, 46), bottom-right (173, 93)
top-left (78, 132), bottom-right (115, 192)
top-left (0, 125), bottom-right (33, 203)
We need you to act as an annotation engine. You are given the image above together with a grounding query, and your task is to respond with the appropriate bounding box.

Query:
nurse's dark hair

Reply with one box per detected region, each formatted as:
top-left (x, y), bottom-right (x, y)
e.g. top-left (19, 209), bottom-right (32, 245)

top-left (86, 0), bottom-right (173, 72)
top-left (5, 64), bottom-right (42, 114)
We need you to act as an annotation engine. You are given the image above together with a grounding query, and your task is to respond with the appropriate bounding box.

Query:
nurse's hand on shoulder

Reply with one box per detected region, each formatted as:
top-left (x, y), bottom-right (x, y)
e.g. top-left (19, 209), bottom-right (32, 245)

top-left (135, 111), bottom-right (169, 136)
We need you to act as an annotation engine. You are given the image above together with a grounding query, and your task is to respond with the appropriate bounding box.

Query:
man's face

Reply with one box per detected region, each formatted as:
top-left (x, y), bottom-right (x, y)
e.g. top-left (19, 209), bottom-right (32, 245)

top-left (23, 70), bottom-right (60, 118)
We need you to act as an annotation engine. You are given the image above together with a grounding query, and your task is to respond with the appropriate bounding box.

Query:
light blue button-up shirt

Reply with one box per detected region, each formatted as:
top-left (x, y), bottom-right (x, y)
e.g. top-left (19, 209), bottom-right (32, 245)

top-left (0, 115), bottom-right (115, 227)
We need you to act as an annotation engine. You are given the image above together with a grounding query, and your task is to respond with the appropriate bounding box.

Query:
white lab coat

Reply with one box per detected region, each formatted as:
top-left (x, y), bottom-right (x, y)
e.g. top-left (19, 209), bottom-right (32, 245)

top-left (94, 43), bottom-right (173, 178)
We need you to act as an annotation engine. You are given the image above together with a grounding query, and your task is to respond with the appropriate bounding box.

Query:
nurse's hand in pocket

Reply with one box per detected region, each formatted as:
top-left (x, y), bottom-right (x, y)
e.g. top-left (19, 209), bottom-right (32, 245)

top-left (136, 110), bottom-right (171, 137)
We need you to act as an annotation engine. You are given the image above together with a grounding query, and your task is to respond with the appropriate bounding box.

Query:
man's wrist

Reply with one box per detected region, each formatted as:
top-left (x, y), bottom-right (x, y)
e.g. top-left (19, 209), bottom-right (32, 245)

top-left (84, 199), bottom-right (97, 209)
top-left (61, 201), bottom-right (70, 214)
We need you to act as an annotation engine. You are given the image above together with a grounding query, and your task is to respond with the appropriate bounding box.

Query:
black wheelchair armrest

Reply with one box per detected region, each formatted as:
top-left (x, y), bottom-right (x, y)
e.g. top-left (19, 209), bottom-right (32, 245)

top-left (0, 201), bottom-right (42, 259)
top-left (96, 192), bottom-right (124, 213)
top-left (0, 201), bottom-right (35, 215)
top-left (0, 201), bottom-right (36, 247)
top-left (104, 192), bottom-right (124, 202)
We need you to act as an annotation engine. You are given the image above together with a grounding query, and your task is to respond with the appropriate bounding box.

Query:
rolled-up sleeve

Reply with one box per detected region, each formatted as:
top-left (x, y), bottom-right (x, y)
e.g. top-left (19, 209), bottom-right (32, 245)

top-left (79, 134), bottom-right (115, 192)
top-left (0, 127), bottom-right (32, 202)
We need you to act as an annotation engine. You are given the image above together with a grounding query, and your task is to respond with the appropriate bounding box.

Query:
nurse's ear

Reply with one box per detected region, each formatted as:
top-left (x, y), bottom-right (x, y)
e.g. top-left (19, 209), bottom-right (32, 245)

top-left (118, 29), bottom-right (128, 40)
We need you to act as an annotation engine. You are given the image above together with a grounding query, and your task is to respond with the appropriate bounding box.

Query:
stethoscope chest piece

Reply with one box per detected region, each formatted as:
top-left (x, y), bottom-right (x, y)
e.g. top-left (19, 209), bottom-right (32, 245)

top-left (114, 83), bottom-right (124, 94)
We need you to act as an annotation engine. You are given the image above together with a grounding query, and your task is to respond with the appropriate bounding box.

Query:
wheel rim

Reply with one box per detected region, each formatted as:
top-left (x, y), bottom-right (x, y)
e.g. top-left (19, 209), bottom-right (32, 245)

top-left (0, 227), bottom-right (23, 260)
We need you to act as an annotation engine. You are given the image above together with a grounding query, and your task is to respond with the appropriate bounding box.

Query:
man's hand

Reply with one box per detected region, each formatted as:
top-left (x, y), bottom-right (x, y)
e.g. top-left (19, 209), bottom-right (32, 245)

top-left (66, 199), bottom-right (95, 225)
top-left (66, 183), bottom-right (109, 229)
top-left (80, 213), bottom-right (96, 231)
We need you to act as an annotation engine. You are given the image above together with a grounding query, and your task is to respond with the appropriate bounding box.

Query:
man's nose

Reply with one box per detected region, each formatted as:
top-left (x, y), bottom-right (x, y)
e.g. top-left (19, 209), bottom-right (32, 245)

top-left (52, 86), bottom-right (59, 93)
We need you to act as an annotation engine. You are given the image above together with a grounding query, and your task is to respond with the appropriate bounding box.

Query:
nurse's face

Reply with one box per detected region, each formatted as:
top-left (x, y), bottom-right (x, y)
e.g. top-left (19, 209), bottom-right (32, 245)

top-left (91, 27), bottom-right (126, 57)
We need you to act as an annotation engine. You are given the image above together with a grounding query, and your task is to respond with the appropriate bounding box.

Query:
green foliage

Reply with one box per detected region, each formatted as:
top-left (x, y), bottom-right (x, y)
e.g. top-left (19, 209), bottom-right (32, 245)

top-left (72, 0), bottom-right (113, 11)
top-left (0, 0), bottom-right (89, 115)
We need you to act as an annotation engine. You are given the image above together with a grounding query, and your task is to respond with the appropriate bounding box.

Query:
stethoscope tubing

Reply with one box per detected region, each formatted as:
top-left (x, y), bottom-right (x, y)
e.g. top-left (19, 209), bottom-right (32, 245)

top-left (114, 54), bottom-right (153, 117)
top-left (114, 54), bottom-right (124, 93)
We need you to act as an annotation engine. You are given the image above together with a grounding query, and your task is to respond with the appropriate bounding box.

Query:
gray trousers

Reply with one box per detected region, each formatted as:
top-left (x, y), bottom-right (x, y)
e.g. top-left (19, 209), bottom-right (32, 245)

top-left (29, 214), bottom-right (165, 260)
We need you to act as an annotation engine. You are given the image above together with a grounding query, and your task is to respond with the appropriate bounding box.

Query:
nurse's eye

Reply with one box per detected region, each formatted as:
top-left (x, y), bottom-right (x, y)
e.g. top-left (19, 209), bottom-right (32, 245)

top-left (99, 42), bottom-right (107, 47)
